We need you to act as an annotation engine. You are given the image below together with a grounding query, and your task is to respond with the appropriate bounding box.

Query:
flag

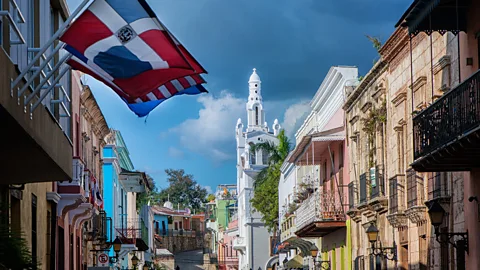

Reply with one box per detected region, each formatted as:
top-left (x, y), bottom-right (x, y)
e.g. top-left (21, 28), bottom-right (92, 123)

top-left (60, 0), bottom-right (208, 115)
top-left (68, 54), bottom-right (208, 117)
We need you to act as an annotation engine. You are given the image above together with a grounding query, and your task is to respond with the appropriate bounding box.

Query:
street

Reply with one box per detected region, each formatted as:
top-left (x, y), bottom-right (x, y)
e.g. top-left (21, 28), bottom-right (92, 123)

top-left (174, 250), bottom-right (208, 270)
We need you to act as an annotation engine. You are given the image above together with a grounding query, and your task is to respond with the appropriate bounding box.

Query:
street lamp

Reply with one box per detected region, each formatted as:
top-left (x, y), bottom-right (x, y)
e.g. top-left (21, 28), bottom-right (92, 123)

top-left (131, 254), bottom-right (139, 269)
top-left (282, 257), bottom-right (288, 269)
top-left (310, 245), bottom-right (318, 269)
top-left (143, 261), bottom-right (151, 270)
top-left (109, 237), bottom-right (123, 263)
top-left (365, 223), bottom-right (397, 261)
top-left (427, 201), bottom-right (468, 252)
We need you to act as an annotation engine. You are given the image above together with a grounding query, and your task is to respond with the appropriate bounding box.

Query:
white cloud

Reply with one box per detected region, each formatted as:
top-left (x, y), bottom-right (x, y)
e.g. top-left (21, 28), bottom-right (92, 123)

top-left (168, 147), bottom-right (185, 159)
top-left (280, 100), bottom-right (311, 139)
top-left (165, 90), bottom-right (312, 163)
top-left (204, 185), bottom-right (213, 195)
top-left (167, 90), bottom-right (245, 163)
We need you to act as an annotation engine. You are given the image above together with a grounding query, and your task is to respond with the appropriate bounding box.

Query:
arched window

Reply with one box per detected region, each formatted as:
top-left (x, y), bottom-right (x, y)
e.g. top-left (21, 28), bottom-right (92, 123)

top-left (262, 149), bottom-right (269, 165)
top-left (255, 106), bottom-right (259, 125)
top-left (249, 143), bottom-right (256, 165)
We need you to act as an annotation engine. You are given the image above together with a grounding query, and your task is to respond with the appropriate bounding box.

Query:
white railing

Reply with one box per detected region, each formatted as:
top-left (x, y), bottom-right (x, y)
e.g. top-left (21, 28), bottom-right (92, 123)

top-left (0, 0), bottom-right (26, 46)
top-left (295, 190), bottom-right (346, 231)
top-left (233, 237), bottom-right (246, 250)
top-left (59, 158), bottom-right (85, 188)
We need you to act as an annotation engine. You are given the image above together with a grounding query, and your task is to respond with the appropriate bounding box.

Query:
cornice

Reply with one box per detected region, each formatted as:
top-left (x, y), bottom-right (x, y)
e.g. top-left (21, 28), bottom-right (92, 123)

top-left (391, 88), bottom-right (407, 107)
top-left (433, 55), bottom-right (451, 75)
top-left (410, 76), bottom-right (427, 92)
top-left (81, 86), bottom-right (110, 140)
top-left (379, 27), bottom-right (409, 63)
top-left (343, 61), bottom-right (387, 112)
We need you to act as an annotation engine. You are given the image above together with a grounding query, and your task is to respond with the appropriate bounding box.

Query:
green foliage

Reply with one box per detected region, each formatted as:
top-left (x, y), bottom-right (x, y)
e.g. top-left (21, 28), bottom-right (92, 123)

top-left (136, 174), bottom-right (156, 211)
top-left (206, 194), bottom-right (216, 202)
top-left (366, 35), bottom-right (382, 52)
top-left (0, 224), bottom-right (39, 269)
top-left (358, 75), bottom-right (364, 82)
top-left (155, 169), bottom-right (208, 212)
top-left (250, 130), bottom-right (291, 233)
top-left (361, 100), bottom-right (387, 167)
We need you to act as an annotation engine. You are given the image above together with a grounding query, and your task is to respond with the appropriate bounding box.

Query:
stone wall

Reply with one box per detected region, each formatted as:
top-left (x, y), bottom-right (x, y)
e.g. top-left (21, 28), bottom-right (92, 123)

top-left (156, 235), bottom-right (205, 254)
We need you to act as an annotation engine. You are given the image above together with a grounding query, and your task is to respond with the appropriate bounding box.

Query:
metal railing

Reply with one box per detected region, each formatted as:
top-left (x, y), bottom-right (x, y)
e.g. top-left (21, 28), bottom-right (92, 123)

top-left (359, 173), bottom-right (367, 204)
top-left (348, 182), bottom-right (355, 209)
top-left (407, 169), bottom-right (424, 208)
top-left (0, 0), bottom-right (26, 46)
top-left (295, 190), bottom-right (346, 231)
top-left (388, 175), bottom-right (405, 214)
top-left (413, 69), bottom-right (480, 160)
top-left (370, 166), bottom-right (385, 199)
top-left (428, 172), bottom-right (449, 200)
top-left (154, 228), bottom-right (201, 237)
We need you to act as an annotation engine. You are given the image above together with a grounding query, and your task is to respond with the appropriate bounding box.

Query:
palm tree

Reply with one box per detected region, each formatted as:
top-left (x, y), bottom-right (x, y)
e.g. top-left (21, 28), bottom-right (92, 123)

top-left (250, 130), bottom-right (291, 232)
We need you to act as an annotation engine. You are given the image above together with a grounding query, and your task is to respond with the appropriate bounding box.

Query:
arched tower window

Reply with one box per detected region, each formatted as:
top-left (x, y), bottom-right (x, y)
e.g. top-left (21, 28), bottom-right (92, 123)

top-left (255, 106), bottom-right (259, 125)
top-left (262, 149), bottom-right (269, 165)
top-left (249, 143), bottom-right (256, 165)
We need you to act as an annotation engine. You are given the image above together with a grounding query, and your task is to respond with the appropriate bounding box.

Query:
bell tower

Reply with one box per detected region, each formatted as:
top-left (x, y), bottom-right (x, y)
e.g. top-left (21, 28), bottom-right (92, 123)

top-left (246, 68), bottom-right (266, 132)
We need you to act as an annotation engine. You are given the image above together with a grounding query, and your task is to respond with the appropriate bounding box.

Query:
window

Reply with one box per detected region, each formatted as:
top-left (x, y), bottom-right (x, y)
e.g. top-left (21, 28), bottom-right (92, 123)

top-left (389, 177), bottom-right (399, 214)
top-left (323, 161), bottom-right (327, 182)
top-left (331, 152), bottom-right (335, 175)
top-left (31, 194), bottom-right (37, 265)
top-left (174, 222), bottom-right (178, 230)
top-left (255, 106), bottom-right (259, 125)
top-left (397, 129), bottom-right (405, 173)
top-left (407, 169), bottom-right (423, 208)
top-left (76, 115), bottom-right (80, 156)
top-left (249, 143), bottom-right (256, 165)
top-left (348, 182), bottom-right (355, 209)
top-left (428, 172), bottom-right (448, 200)
top-left (339, 143), bottom-right (344, 168)
top-left (262, 149), bottom-right (268, 165)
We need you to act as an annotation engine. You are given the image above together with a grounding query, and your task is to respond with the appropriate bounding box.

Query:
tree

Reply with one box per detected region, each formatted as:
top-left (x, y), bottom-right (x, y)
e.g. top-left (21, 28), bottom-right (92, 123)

top-left (136, 174), bottom-right (156, 211)
top-left (206, 194), bottom-right (216, 202)
top-left (156, 169), bottom-right (208, 212)
top-left (250, 130), bottom-right (291, 233)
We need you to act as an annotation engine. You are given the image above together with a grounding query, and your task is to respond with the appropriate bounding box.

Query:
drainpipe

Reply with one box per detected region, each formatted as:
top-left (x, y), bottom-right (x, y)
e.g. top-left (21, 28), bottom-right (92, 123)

top-left (250, 217), bottom-right (254, 269)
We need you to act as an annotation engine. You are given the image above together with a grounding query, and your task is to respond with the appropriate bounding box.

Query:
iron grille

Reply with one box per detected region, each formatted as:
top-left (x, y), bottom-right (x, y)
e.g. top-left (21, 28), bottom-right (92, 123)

top-left (413, 69), bottom-right (480, 160)
top-left (389, 177), bottom-right (399, 214)
top-left (359, 173), bottom-right (367, 204)
top-left (428, 172), bottom-right (449, 200)
top-left (407, 169), bottom-right (424, 208)
top-left (348, 182), bottom-right (355, 209)
top-left (371, 166), bottom-right (385, 198)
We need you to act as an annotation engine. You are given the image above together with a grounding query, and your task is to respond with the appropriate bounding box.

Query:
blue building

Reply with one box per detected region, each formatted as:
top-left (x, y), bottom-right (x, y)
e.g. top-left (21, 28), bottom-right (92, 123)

top-left (102, 130), bottom-right (150, 269)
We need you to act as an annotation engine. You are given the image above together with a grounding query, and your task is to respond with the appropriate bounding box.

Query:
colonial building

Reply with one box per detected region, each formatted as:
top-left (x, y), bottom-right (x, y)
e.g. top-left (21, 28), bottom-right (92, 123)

top-left (394, 0), bottom-right (480, 269)
top-left (281, 66), bottom-right (357, 270)
top-left (234, 68), bottom-right (281, 270)
top-left (343, 59), bottom-right (392, 269)
top-left (1, 0), bottom-right (73, 268)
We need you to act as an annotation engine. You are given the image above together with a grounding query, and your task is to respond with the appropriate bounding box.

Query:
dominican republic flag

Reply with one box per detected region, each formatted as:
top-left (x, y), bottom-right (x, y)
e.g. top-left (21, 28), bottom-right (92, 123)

top-left (60, 0), bottom-right (208, 116)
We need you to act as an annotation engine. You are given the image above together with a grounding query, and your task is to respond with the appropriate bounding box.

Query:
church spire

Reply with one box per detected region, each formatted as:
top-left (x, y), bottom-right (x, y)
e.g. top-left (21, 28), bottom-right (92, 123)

top-left (246, 68), bottom-right (266, 132)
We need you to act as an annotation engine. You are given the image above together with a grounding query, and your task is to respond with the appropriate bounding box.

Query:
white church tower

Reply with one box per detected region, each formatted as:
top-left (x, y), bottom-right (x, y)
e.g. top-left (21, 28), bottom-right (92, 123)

top-left (233, 68), bottom-right (281, 270)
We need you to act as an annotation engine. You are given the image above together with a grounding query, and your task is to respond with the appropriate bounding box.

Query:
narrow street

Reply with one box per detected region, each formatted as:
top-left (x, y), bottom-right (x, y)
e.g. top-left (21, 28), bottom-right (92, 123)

top-left (174, 250), bottom-right (208, 270)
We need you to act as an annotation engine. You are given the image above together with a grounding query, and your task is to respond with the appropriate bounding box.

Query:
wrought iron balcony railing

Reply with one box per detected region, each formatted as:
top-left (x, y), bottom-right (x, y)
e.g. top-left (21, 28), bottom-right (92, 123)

top-left (370, 166), bottom-right (385, 199)
top-left (428, 172), bottom-right (450, 200)
top-left (295, 190), bottom-right (345, 231)
top-left (348, 182), bottom-right (355, 209)
top-left (359, 173), bottom-right (367, 204)
top-left (388, 175), bottom-right (405, 214)
top-left (413, 69), bottom-right (480, 160)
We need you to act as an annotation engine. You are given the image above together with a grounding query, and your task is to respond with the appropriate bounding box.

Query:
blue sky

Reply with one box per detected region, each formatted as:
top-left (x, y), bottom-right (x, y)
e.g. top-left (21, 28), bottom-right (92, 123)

top-left (66, 0), bottom-right (411, 194)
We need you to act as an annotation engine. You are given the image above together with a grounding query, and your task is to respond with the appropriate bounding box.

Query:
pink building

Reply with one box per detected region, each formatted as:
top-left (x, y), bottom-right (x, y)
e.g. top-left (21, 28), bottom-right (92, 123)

top-left (218, 219), bottom-right (239, 270)
top-left (57, 71), bottom-right (109, 269)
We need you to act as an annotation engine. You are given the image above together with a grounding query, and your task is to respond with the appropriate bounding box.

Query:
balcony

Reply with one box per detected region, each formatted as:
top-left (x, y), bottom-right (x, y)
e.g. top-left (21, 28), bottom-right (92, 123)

top-left (368, 166), bottom-right (388, 214)
top-left (280, 215), bottom-right (296, 242)
top-left (115, 218), bottom-right (149, 251)
top-left (412, 69), bottom-right (480, 172)
top-left (0, 0), bottom-right (72, 185)
top-left (386, 175), bottom-right (408, 228)
top-left (295, 190), bottom-right (346, 237)
top-left (232, 237), bottom-right (246, 252)
top-left (404, 169), bottom-right (427, 223)
top-left (58, 158), bottom-right (88, 195)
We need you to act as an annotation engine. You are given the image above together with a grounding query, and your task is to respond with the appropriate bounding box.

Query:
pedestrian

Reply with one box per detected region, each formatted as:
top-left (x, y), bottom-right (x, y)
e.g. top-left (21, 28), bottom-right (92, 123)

top-left (176, 266), bottom-right (180, 270)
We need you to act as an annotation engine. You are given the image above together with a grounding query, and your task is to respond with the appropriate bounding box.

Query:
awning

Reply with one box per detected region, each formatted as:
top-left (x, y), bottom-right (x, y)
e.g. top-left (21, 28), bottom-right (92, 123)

top-left (288, 132), bottom-right (345, 164)
top-left (395, 0), bottom-right (468, 35)
top-left (285, 255), bottom-right (303, 269)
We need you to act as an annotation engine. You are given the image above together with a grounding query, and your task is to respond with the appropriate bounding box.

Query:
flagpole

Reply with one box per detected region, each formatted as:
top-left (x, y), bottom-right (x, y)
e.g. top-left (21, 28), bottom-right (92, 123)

top-left (11, 0), bottom-right (91, 89)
